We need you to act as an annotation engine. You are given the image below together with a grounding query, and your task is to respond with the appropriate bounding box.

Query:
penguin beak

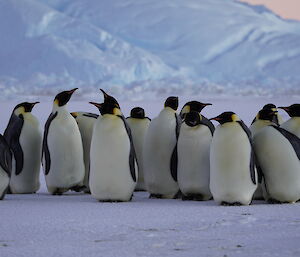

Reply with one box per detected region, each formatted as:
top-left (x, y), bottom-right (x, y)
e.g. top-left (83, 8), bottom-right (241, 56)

top-left (203, 103), bottom-right (212, 106)
top-left (100, 89), bottom-right (109, 99)
top-left (89, 102), bottom-right (102, 109)
top-left (209, 116), bottom-right (221, 121)
top-left (67, 88), bottom-right (78, 95)
top-left (31, 101), bottom-right (40, 106)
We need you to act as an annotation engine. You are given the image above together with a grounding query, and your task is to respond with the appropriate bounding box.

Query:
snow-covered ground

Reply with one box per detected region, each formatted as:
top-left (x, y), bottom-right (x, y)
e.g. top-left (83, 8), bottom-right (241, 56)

top-left (0, 97), bottom-right (300, 257)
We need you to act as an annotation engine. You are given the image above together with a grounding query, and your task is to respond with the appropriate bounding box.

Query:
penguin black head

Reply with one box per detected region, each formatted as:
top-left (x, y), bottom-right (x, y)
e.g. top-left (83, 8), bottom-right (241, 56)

top-left (130, 107), bottom-right (145, 119)
top-left (100, 89), bottom-right (120, 108)
top-left (54, 88), bottom-right (78, 107)
top-left (210, 112), bottom-right (240, 124)
top-left (278, 104), bottom-right (300, 117)
top-left (90, 102), bottom-right (122, 116)
top-left (263, 103), bottom-right (277, 110)
top-left (13, 102), bottom-right (39, 115)
top-left (184, 111), bottom-right (201, 127)
top-left (164, 96), bottom-right (179, 111)
top-left (257, 109), bottom-right (278, 122)
top-left (180, 101), bottom-right (212, 118)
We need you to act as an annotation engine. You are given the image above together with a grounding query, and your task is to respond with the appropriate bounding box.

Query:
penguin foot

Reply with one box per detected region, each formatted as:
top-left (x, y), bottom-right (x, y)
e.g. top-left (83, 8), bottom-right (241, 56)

top-left (70, 185), bottom-right (86, 192)
top-left (182, 194), bottom-right (206, 201)
top-left (149, 194), bottom-right (163, 199)
top-left (221, 201), bottom-right (242, 206)
top-left (98, 199), bottom-right (126, 203)
top-left (268, 198), bottom-right (287, 204)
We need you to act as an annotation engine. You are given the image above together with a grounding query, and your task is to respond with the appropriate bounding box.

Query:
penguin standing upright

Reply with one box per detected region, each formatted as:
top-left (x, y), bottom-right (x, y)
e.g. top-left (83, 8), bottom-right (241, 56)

top-left (42, 88), bottom-right (85, 195)
top-left (249, 108), bottom-right (278, 200)
top-left (0, 135), bottom-right (11, 199)
top-left (71, 112), bottom-right (99, 193)
top-left (253, 124), bottom-right (300, 203)
top-left (143, 96), bottom-right (180, 199)
top-left (279, 104), bottom-right (300, 138)
top-left (89, 90), bottom-right (137, 202)
top-left (126, 107), bottom-right (151, 191)
top-left (4, 102), bottom-right (42, 194)
top-left (177, 111), bottom-right (213, 201)
top-left (209, 112), bottom-right (257, 205)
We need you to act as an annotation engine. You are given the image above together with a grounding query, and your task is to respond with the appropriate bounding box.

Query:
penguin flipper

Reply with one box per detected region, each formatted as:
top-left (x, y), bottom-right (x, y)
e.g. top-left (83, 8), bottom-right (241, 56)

top-left (118, 115), bottom-right (137, 182)
top-left (43, 112), bottom-right (58, 175)
top-left (200, 116), bottom-right (215, 135)
top-left (271, 126), bottom-right (300, 160)
top-left (237, 121), bottom-right (256, 185)
top-left (0, 135), bottom-right (12, 176)
top-left (4, 114), bottom-right (24, 175)
top-left (170, 144), bottom-right (178, 182)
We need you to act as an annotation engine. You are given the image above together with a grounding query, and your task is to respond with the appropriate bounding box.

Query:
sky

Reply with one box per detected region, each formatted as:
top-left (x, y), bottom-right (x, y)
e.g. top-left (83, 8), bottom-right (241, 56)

top-left (240, 0), bottom-right (300, 20)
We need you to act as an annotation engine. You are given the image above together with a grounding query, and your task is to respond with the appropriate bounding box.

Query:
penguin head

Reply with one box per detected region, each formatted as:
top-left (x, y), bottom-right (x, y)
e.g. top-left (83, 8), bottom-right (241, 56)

top-left (164, 96), bottom-right (179, 111)
top-left (263, 103), bottom-right (277, 111)
top-left (278, 104), bottom-right (300, 117)
top-left (210, 112), bottom-right (240, 124)
top-left (130, 107), bottom-right (145, 119)
top-left (256, 109), bottom-right (278, 122)
top-left (100, 89), bottom-right (120, 108)
top-left (184, 111), bottom-right (201, 127)
top-left (180, 101), bottom-right (212, 118)
top-left (13, 102), bottom-right (39, 116)
top-left (90, 102), bottom-right (122, 116)
top-left (54, 88), bottom-right (78, 107)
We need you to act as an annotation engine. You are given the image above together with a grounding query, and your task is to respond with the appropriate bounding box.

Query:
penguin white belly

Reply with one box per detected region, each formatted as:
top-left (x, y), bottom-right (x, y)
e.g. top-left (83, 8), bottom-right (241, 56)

top-left (250, 120), bottom-right (273, 136)
top-left (177, 124), bottom-right (212, 200)
top-left (76, 115), bottom-right (96, 192)
top-left (10, 116), bottom-right (42, 194)
top-left (143, 110), bottom-right (179, 198)
top-left (127, 118), bottom-right (150, 191)
top-left (90, 116), bottom-right (136, 202)
top-left (210, 123), bottom-right (257, 205)
top-left (253, 127), bottom-right (300, 203)
top-left (281, 118), bottom-right (300, 138)
top-left (45, 114), bottom-right (84, 190)
top-left (0, 169), bottom-right (9, 199)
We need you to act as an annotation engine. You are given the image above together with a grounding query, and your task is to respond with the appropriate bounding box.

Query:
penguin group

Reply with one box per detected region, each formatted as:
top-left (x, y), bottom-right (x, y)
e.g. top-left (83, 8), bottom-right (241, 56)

top-left (0, 88), bottom-right (300, 206)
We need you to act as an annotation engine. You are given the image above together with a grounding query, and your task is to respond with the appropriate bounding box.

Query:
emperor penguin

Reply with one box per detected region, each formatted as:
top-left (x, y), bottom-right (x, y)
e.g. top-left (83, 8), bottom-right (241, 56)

top-left (209, 112), bottom-right (257, 205)
top-left (4, 102), bottom-right (42, 194)
top-left (279, 104), bottom-right (300, 138)
top-left (177, 111), bottom-right (213, 201)
top-left (143, 96), bottom-right (180, 199)
top-left (262, 103), bottom-right (284, 125)
top-left (249, 108), bottom-right (278, 200)
top-left (89, 93), bottom-right (137, 202)
top-left (42, 88), bottom-right (85, 195)
top-left (250, 108), bottom-right (279, 136)
top-left (253, 124), bottom-right (300, 203)
top-left (126, 107), bottom-right (151, 191)
top-left (0, 135), bottom-right (12, 200)
top-left (71, 112), bottom-right (99, 193)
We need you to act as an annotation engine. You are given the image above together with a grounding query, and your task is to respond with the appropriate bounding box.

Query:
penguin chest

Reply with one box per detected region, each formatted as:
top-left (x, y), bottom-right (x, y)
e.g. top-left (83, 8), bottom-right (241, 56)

top-left (90, 117), bottom-right (134, 198)
top-left (281, 118), bottom-right (300, 138)
top-left (177, 124), bottom-right (212, 193)
top-left (210, 123), bottom-right (255, 203)
top-left (46, 114), bottom-right (84, 186)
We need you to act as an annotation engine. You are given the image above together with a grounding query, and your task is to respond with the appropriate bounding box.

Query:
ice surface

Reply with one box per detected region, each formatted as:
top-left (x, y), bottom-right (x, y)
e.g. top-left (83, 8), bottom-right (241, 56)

top-left (0, 0), bottom-right (300, 99)
top-left (0, 98), bottom-right (300, 257)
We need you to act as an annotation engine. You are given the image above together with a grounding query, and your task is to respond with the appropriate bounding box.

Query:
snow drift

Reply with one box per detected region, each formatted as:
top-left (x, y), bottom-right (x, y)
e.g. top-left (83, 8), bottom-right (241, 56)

top-left (1, 0), bottom-right (300, 99)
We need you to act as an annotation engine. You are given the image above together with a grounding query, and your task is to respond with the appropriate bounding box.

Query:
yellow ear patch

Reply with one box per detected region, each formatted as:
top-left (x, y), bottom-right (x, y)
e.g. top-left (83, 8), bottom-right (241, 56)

top-left (231, 114), bottom-right (240, 122)
top-left (181, 105), bottom-right (191, 115)
top-left (14, 106), bottom-right (25, 116)
top-left (113, 108), bottom-right (122, 116)
top-left (54, 99), bottom-right (59, 106)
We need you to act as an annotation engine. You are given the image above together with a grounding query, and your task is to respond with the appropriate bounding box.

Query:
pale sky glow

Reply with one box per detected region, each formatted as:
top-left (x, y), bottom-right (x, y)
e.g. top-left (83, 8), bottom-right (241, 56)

top-left (240, 0), bottom-right (300, 20)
